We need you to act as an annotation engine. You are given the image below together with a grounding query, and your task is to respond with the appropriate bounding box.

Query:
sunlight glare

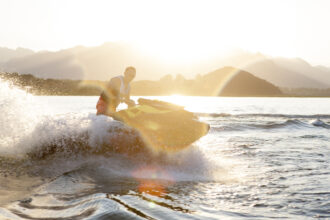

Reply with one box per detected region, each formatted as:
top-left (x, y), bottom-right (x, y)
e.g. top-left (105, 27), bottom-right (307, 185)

top-left (166, 95), bottom-right (189, 106)
top-left (48, 0), bottom-right (298, 63)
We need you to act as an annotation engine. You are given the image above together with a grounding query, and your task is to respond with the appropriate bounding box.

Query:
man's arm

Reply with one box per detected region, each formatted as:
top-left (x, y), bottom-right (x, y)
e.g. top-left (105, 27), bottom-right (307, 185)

top-left (124, 86), bottom-right (130, 100)
top-left (123, 87), bottom-right (135, 107)
top-left (108, 77), bottom-right (121, 100)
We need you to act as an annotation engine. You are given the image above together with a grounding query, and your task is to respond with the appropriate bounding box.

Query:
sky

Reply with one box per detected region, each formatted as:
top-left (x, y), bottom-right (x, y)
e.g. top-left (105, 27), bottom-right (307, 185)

top-left (0, 0), bottom-right (329, 66)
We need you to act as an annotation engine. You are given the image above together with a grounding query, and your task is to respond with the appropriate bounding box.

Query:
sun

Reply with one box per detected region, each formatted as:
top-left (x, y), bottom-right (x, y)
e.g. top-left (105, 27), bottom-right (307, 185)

top-left (24, 0), bottom-right (298, 62)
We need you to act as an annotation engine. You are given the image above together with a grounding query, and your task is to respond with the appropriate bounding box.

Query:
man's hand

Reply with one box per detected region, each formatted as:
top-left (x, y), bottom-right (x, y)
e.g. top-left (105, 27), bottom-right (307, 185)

top-left (124, 99), bottom-right (136, 107)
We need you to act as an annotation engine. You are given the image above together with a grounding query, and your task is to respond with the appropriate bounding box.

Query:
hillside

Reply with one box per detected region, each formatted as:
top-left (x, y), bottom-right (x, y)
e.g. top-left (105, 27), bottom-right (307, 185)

top-left (217, 51), bottom-right (330, 88)
top-left (243, 59), bottom-right (329, 89)
top-left (0, 47), bottom-right (34, 63)
top-left (204, 67), bottom-right (282, 96)
top-left (1, 43), bottom-right (161, 81)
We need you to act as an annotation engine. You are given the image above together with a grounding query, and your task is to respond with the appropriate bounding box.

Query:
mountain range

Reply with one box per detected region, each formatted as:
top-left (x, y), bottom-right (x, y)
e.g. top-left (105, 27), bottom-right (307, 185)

top-left (0, 43), bottom-right (329, 88)
top-left (0, 66), bottom-right (283, 97)
top-left (131, 66), bottom-right (282, 96)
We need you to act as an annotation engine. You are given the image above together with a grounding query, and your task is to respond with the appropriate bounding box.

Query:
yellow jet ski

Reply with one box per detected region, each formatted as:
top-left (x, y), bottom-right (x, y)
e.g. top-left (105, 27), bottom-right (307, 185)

top-left (112, 98), bottom-right (209, 152)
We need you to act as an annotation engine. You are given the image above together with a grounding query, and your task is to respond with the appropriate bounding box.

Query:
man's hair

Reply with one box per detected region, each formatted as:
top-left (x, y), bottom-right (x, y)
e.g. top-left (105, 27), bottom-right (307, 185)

top-left (125, 66), bottom-right (136, 73)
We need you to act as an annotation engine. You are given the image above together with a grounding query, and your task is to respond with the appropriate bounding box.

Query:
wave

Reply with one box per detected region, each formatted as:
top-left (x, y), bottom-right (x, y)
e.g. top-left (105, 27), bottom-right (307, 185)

top-left (25, 114), bottom-right (148, 159)
top-left (0, 79), bottom-right (149, 159)
top-left (198, 112), bottom-right (330, 119)
top-left (0, 79), bottom-right (44, 156)
top-left (310, 118), bottom-right (330, 128)
top-left (212, 118), bottom-right (330, 132)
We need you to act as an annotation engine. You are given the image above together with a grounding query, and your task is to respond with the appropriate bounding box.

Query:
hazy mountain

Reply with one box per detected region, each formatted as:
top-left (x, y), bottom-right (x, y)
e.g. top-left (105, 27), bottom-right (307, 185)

top-left (0, 47), bottom-right (34, 63)
top-left (243, 59), bottom-right (328, 88)
top-left (1, 43), bottom-right (329, 88)
top-left (217, 51), bottom-right (330, 88)
top-left (272, 57), bottom-right (330, 86)
top-left (2, 43), bottom-right (166, 80)
top-left (3, 49), bottom-right (86, 80)
top-left (199, 66), bottom-right (282, 96)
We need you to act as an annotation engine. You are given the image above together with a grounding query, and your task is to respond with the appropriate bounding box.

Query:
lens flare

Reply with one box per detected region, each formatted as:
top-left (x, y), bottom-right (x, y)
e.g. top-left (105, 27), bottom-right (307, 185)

top-left (215, 67), bottom-right (242, 96)
top-left (132, 166), bottom-right (174, 197)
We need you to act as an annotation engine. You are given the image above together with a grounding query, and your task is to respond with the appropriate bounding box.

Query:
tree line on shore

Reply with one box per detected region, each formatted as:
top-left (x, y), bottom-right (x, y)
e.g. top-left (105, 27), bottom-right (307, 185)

top-left (1, 70), bottom-right (330, 97)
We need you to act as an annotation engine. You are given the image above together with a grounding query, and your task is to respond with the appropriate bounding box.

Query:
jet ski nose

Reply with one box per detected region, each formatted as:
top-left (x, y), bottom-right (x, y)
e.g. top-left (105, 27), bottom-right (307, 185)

top-left (205, 123), bottom-right (210, 131)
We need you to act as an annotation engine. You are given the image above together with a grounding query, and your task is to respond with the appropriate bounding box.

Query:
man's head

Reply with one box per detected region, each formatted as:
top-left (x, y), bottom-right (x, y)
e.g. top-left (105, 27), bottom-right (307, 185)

top-left (124, 66), bottom-right (136, 82)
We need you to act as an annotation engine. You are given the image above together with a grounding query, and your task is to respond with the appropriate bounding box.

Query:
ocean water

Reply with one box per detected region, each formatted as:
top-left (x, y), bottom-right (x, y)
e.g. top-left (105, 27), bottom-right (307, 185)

top-left (0, 80), bottom-right (329, 219)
